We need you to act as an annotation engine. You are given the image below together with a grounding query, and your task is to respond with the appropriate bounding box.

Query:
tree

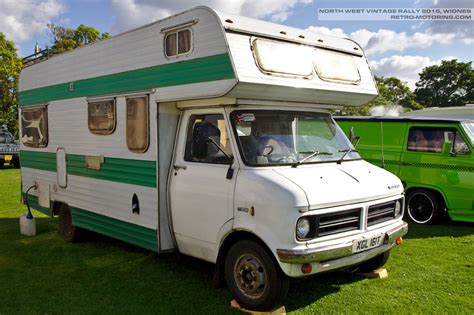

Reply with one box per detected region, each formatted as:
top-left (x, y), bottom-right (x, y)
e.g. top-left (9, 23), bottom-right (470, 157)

top-left (48, 24), bottom-right (111, 54)
top-left (340, 76), bottom-right (422, 116)
top-left (415, 59), bottom-right (474, 108)
top-left (0, 32), bottom-right (22, 136)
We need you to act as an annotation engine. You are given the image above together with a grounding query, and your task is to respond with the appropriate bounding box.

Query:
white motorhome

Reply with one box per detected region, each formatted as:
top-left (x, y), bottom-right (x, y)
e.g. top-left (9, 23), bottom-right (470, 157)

top-left (19, 6), bottom-right (407, 311)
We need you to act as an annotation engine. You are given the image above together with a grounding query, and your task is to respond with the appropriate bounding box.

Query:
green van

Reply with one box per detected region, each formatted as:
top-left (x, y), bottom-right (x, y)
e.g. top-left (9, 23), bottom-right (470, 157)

top-left (335, 116), bottom-right (474, 224)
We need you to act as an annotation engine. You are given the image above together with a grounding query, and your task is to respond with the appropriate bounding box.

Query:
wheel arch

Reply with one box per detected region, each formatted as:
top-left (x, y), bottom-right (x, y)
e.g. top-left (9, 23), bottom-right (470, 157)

top-left (213, 229), bottom-right (280, 288)
top-left (405, 185), bottom-right (447, 210)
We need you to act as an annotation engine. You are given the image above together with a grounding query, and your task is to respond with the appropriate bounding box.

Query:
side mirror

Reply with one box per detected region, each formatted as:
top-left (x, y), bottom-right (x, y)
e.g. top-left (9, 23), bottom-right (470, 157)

top-left (349, 127), bottom-right (355, 143)
top-left (442, 141), bottom-right (453, 155)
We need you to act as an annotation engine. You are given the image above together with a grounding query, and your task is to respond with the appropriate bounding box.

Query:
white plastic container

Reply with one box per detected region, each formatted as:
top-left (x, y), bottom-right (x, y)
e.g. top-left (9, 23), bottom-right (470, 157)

top-left (20, 214), bottom-right (36, 236)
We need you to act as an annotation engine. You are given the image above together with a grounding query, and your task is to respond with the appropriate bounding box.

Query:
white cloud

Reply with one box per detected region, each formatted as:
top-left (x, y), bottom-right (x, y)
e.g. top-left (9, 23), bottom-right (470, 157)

top-left (111, 0), bottom-right (312, 33)
top-left (306, 27), bottom-right (459, 55)
top-left (0, 0), bottom-right (66, 43)
top-left (369, 55), bottom-right (458, 89)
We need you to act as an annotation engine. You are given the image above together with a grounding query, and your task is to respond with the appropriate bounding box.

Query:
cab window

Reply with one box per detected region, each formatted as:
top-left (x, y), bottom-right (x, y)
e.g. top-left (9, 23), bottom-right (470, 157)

top-left (21, 106), bottom-right (48, 147)
top-left (184, 114), bottom-right (232, 164)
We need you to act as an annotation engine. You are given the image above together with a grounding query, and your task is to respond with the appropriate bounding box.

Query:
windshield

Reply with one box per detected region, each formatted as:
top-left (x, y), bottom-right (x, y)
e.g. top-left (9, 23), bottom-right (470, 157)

top-left (462, 122), bottom-right (474, 146)
top-left (231, 110), bottom-right (360, 166)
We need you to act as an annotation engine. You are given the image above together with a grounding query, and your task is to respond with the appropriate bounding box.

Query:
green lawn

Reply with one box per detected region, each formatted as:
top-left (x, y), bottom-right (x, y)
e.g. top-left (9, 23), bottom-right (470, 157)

top-left (1, 167), bottom-right (473, 314)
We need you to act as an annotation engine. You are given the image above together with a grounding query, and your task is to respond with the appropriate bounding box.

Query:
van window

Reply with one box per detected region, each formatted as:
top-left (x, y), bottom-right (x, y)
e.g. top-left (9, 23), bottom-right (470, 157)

top-left (407, 127), bottom-right (470, 154)
top-left (88, 100), bottom-right (116, 135)
top-left (126, 96), bottom-right (149, 153)
top-left (21, 106), bottom-right (48, 147)
top-left (165, 29), bottom-right (191, 57)
top-left (184, 114), bottom-right (232, 164)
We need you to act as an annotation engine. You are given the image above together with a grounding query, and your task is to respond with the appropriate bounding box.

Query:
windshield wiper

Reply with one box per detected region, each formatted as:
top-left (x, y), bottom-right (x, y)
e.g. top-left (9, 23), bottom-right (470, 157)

top-left (336, 148), bottom-right (358, 164)
top-left (292, 151), bottom-right (333, 168)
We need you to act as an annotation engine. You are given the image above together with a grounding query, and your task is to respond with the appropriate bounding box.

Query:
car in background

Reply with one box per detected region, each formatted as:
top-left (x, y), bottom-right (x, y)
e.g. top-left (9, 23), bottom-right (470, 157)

top-left (0, 125), bottom-right (20, 168)
top-left (336, 116), bottom-right (474, 225)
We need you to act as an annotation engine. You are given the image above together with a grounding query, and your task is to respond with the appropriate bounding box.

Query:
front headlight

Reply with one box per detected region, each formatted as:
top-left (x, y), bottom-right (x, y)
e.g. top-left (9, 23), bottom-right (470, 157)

top-left (296, 217), bottom-right (311, 240)
top-left (394, 200), bottom-right (402, 217)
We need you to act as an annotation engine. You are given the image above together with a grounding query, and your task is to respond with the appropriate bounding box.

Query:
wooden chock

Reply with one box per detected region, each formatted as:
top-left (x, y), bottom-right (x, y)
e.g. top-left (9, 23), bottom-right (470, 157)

top-left (230, 299), bottom-right (286, 315)
top-left (360, 268), bottom-right (388, 279)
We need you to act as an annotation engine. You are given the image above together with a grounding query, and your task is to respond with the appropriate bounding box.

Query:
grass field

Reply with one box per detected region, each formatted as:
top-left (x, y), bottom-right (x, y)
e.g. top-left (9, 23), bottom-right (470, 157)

top-left (1, 167), bottom-right (473, 314)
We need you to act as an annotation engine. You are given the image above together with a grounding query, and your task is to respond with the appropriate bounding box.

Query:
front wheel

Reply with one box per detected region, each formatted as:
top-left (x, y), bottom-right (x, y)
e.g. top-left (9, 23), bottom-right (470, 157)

top-left (406, 189), bottom-right (443, 224)
top-left (225, 240), bottom-right (289, 311)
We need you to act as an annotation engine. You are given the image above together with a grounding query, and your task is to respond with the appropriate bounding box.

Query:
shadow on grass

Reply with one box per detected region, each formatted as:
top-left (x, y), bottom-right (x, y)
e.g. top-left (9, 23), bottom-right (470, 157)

top-left (0, 217), bottom-right (373, 313)
top-left (405, 220), bottom-right (474, 240)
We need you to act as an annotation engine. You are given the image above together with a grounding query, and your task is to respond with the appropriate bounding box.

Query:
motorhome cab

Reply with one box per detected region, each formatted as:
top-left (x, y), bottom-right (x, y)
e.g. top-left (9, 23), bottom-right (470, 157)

top-left (19, 7), bottom-right (407, 310)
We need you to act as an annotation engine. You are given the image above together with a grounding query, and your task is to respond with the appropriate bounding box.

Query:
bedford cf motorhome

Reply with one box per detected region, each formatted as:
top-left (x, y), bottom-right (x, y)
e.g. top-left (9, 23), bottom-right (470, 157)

top-left (19, 7), bottom-right (407, 310)
top-left (336, 116), bottom-right (474, 225)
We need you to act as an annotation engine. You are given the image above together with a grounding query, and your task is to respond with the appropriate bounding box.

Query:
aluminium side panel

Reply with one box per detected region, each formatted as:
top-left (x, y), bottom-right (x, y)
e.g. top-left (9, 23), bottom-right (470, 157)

top-left (19, 7), bottom-right (238, 106)
top-left (20, 96), bottom-right (159, 252)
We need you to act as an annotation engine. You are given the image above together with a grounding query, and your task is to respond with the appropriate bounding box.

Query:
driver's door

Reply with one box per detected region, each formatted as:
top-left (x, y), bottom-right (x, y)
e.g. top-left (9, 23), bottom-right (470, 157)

top-left (169, 109), bottom-right (236, 262)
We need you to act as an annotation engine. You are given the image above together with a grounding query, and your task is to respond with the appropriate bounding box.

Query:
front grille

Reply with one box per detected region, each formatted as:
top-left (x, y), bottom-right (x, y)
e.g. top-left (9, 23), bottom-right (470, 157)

top-left (316, 208), bottom-right (361, 237)
top-left (367, 201), bottom-right (397, 226)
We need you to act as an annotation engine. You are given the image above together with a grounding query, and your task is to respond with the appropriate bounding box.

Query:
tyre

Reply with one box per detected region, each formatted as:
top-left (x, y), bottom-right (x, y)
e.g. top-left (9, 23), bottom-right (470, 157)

top-left (12, 160), bottom-right (20, 168)
top-left (355, 250), bottom-right (391, 273)
top-left (224, 240), bottom-right (289, 311)
top-left (58, 204), bottom-right (82, 242)
top-left (406, 189), bottom-right (443, 224)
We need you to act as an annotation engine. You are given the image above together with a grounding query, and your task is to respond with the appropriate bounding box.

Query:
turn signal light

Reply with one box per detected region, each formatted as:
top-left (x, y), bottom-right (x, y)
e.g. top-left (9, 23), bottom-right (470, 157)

top-left (396, 237), bottom-right (404, 246)
top-left (301, 263), bottom-right (312, 274)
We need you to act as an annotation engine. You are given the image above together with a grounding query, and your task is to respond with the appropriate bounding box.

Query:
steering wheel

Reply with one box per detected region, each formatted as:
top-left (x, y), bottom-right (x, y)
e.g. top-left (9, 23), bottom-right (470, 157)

top-left (261, 145), bottom-right (274, 156)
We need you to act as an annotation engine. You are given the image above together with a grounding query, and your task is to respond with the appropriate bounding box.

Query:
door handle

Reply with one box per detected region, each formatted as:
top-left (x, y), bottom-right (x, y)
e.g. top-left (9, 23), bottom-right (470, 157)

top-left (173, 164), bottom-right (187, 170)
top-left (401, 162), bottom-right (414, 166)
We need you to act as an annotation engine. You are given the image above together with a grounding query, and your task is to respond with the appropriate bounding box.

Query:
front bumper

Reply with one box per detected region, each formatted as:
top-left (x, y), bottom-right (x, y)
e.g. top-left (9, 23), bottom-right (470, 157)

top-left (277, 220), bottom-right (408, 264)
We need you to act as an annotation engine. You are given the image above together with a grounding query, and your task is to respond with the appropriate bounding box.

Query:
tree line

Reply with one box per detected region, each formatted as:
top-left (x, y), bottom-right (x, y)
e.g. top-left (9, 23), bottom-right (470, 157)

top-left (1, 25), bottom-right (473, 135)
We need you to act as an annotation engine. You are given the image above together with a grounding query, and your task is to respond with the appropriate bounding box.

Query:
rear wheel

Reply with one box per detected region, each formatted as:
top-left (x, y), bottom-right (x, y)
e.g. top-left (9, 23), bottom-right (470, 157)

top-left (355, 250), bottom-right (391, 273)
top-left (58, 204), bottom-right (82, 242)
top-left (225, 240), bottom-right (289, 311)
top-left (406, 189), bottom-right (442, 224)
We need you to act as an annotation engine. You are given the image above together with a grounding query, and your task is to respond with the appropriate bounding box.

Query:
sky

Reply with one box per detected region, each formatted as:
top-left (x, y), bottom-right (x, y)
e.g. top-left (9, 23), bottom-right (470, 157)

top-left (0, 0), bottom-right (473, 90)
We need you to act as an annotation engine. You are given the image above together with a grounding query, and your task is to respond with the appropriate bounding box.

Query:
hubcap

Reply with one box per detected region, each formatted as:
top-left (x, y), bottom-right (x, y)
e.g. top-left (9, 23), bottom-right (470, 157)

top-left (234, 254), bottom-right (267, 299)
top-left (408, 193), bottom-right (434, 224)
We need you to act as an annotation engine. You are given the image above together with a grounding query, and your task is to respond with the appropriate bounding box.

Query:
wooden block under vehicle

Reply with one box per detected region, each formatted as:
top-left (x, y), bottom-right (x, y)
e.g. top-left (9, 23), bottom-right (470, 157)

top-left (230, 299), bottom-right (286, 315)
top-left (359, 268), bottom-right (388, 279)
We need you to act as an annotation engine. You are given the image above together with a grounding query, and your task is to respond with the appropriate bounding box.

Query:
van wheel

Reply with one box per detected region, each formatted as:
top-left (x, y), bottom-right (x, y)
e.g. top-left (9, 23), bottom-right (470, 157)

top-left (225, 240), bottom-right (289, 311)
top-left (58, 204), bottom-right (82, 242)
top-left (406, 189), bottom-right (442, 224)
top-left (354, 250), bottom-right (391, 273)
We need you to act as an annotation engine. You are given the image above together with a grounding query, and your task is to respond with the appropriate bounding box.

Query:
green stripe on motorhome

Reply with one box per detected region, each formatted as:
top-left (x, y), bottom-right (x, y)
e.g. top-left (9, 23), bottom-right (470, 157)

top-left (20, 150), bottom-right (57, 172)
top-left (23, 193), bottom-right (158, 251)
top-left (19, 53), bottom-right (235, 106)
top-left (71, 207), bottom-right (158, 252)
top-left (21, 150), bottom-right (156, 187)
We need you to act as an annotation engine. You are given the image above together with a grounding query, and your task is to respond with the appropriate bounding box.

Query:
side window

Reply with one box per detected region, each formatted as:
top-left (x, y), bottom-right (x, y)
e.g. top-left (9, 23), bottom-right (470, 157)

top-left (126, 96), bottom-right (149, 153)
top-left (165, 29), bottom-right (192, 57)
top-left (407, 127), bottom-right (455, 153)
top-left (453, 132), bottom-right (470, 155)
top-left (184, 114), bottom-right (232, 164)
top-left (88, 100), bottom-right (116, 135)
top-left (21, 106), bottom-right (48, 147)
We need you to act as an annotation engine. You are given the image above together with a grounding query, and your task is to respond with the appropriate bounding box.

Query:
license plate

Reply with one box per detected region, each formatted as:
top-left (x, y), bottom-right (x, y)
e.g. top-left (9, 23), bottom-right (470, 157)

top-left (352, 234), bottom-right (384, 253)
top-left (5, 155), bottom-right (12, 161)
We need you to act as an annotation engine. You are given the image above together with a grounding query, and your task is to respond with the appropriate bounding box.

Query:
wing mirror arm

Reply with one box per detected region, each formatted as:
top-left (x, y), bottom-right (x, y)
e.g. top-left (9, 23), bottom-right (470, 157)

top-left (205, 138), bottom-right (234, 179)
